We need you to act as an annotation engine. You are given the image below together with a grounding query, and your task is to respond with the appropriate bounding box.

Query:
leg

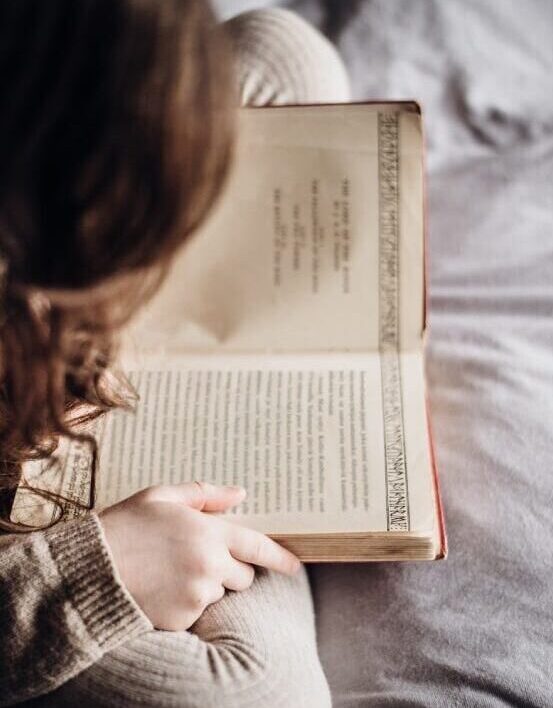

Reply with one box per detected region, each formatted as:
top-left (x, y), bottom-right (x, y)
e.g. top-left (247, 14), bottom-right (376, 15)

top-left (36, 567), bottom-right (330, 707)
top-left (225, 7), bottom-right (351, 106)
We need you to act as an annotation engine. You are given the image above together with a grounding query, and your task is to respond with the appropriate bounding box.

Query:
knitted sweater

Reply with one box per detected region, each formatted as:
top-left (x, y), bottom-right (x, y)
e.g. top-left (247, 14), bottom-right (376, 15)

top-left (0, 514), bottom-right (151, 704)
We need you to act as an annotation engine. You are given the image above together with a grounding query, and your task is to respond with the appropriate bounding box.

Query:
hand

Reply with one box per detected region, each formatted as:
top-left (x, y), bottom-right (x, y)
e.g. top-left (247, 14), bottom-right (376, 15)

top-left (98, 482), bottom-right (300, 631)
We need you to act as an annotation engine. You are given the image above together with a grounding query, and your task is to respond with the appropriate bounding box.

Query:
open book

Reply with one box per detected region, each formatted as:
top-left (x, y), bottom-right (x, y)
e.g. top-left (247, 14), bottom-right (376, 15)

top-left (12, 101), bottom-right (446, 561)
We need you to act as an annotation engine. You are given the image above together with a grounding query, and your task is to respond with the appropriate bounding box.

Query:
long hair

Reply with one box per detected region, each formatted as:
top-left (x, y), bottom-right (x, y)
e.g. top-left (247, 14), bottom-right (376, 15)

top-left (0, 0), bottom-right (236, 530)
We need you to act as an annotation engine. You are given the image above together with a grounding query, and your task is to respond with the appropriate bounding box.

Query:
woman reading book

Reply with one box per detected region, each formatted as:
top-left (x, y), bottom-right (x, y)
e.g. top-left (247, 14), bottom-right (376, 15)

top-left (0, 1), bottom-right (350, 706)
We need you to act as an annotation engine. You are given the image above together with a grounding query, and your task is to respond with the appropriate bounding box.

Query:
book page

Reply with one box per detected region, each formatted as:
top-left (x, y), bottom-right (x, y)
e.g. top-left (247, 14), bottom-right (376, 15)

top-left (11, 351), bottom-right (436, 537)
top-left (124, 103), bottom-right (424, 357)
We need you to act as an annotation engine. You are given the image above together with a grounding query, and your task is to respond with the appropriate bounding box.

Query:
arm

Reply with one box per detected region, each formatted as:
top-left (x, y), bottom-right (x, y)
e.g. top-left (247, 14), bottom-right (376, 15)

top-left (0, 513), bottom-right (151, 706)
top-left (1, 482), bottom-right (299, 706)
top-left (41, 566), bottom-right (331, 708)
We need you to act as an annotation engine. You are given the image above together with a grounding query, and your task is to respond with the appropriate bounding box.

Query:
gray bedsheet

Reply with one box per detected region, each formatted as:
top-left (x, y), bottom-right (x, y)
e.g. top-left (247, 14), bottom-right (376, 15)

top-left (313, 128), bottom-right (553, 707)
top-left (217, 1), bottom-right (553, 704)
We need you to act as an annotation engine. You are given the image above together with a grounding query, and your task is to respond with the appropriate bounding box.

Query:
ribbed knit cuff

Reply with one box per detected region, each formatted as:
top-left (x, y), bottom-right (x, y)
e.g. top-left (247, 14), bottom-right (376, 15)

top-left (45, 512), bottom-right (152, 652)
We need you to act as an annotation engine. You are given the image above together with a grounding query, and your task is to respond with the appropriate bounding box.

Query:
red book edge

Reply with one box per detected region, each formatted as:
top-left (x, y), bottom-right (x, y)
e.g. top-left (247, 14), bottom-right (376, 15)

top-left (418, 101), bottom-right (448, 560)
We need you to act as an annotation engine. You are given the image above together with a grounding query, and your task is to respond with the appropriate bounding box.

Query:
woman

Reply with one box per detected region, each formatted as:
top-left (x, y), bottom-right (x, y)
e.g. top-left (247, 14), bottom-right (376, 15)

top-left (0, 2), bottom-right (350, 705)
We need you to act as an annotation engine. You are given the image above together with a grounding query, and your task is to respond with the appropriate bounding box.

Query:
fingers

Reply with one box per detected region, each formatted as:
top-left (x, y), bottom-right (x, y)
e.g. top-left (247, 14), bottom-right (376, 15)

top-left (222, 557), bottom-right (256, 592)
top-left (140, 482), bottom-right (246, 512)
top-left (135, 483), bottom-right (300, 577)
top-left (227, 525), bottom-right (300, 576)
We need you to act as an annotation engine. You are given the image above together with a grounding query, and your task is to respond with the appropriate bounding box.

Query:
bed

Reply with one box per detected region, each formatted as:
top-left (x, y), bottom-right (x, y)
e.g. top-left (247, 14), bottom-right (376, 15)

top-left (219, 0), bottom-right (553, 708)
top-left (216, 1), bottom-right (553, 704)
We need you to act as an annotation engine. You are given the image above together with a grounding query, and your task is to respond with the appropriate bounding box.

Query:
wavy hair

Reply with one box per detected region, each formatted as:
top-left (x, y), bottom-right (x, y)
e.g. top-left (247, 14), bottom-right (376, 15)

top-left (0, 0), bottom-right (236, 530)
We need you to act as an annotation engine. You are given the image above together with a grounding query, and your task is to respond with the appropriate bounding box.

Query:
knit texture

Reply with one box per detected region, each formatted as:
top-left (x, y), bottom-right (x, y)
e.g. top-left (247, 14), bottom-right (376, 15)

top-left (226, 7), bottom-right (350, 106)
top-left (0, 514), bottom-right (151, 705)
top-left (3, 8), bottom-right (349, 707)
top-left (38, 567), bottom-right (331, 708)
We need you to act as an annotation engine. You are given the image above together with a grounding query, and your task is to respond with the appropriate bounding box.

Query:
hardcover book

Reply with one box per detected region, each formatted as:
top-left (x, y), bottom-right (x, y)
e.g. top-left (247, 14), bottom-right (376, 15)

top-left (12, 101), bottom-right (446, 562)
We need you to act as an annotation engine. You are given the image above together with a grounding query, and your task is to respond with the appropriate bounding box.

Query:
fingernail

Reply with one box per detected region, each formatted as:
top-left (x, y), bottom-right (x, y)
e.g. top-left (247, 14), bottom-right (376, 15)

top-left (229, 486), bottom-right (246, 495)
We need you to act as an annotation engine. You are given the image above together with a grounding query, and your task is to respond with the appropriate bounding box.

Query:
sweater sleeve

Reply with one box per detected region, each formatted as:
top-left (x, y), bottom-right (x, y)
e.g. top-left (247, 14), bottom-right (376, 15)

top-left (0, 512), bottom-right (152, 706)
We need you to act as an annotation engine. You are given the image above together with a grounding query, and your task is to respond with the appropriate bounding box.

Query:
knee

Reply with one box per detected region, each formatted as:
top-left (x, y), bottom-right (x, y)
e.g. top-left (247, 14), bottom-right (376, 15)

top-left (43, 631), bottom-right (331, 708)
top-left (200, 637), bottom-right (332, 708)
top-left (43, 567), bottom-right (331, 707)
top-left (225, 7), bottom-right (351, 106)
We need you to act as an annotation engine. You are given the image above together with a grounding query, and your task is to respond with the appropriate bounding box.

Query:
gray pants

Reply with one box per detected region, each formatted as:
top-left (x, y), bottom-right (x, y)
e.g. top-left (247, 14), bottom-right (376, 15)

top-left (38, 9), bottom-right (349, 708)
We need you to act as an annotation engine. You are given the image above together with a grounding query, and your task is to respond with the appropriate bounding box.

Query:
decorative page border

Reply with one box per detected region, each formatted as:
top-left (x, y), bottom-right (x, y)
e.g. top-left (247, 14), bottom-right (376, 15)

top-left (378, 112), bottom-right (410, 531)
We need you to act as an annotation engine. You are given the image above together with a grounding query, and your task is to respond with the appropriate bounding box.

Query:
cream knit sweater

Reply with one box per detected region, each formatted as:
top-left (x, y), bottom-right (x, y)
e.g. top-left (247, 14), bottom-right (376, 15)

top-left (1, 9), bottom-right (350, 707)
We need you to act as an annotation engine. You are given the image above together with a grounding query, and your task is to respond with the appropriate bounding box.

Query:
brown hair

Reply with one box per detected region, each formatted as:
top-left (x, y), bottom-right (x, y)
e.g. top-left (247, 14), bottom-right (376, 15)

top-left (0, 0), bottom-right (236, 529)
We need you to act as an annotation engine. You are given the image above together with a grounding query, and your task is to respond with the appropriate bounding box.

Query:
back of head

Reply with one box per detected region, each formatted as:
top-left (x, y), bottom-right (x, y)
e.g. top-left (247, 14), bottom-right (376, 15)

top-left (0, 0), bottom-right (236, 524)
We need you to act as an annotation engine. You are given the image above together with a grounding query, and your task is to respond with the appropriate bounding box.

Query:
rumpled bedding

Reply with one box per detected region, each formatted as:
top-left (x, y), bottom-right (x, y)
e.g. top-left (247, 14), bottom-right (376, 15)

top-left (217, 1), bottom-right (553, 704)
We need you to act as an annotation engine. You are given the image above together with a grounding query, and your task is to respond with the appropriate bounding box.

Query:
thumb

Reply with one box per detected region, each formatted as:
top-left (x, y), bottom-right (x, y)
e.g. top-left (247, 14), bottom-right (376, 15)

top-left (185, 481), bottom-right (247, 511)
top-left (137, 481), bottom-right (246, 511)
top-left (142, 482), bottom-right (246, 512)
